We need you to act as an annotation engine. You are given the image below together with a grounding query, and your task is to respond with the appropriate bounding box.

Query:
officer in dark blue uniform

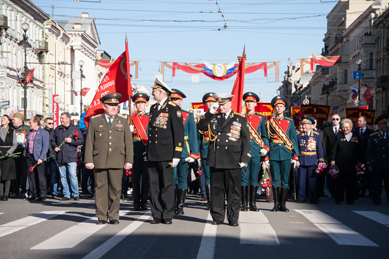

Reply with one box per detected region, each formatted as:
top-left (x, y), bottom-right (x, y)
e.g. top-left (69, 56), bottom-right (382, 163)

top-left (197, 92), bottom-right (217, 209)
top-left (296, 115), bottom-right (324, 204)
top-left (170, 89), bottom-right (200, 215)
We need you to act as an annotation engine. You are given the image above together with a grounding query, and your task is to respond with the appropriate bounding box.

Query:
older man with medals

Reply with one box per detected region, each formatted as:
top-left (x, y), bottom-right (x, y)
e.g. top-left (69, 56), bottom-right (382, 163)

top-left (266, 95), bottom-right (299, 212)
top-left (197, 94), bottom-right (250, 226)
top-left (241, 92), bottom-right (269, 211)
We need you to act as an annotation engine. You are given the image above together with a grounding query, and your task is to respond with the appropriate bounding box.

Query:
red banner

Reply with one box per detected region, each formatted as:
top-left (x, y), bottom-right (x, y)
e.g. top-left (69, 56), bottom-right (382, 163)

top-left (26, 68), bottom-right (35, 84)
top-left (191, 102), bottom-right (207, 112)
top-left (82, 88), bottom-right (90, 97)
top-left (310, 56), bottom-right (341, 70)
top-left (345, 107), bottom-right (376, 126)
top-left (255, 103), bottom-right (273, 120)
top-left (291, 106), bottom-right (301, 127)
top-left (300, 104), bottom-right (331, 126)
top-left (52, 94), bottom-right (59, 128)
top-left (231, 51), bottom-right (246, 113)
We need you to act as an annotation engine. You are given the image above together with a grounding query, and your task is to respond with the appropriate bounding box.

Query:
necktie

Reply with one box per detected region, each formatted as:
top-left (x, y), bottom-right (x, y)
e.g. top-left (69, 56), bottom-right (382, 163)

top-left (220, 114), bottom-right (226, 125)
top-left (158, 103), bottom-right (161, 111)
top-left (360, 128), bottom-right (363, 140)
top-left (108, 117), bottom-right (112, 127)
top-left (334, 127), bottom-right (338, 135)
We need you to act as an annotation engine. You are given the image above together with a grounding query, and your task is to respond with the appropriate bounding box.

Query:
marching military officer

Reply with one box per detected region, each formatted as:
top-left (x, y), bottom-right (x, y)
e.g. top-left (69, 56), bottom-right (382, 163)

top-left (147, 78), bottom-right (184, 224)
top-left (266, 95), bottom-right (299, 212)
top-left (366, 114), bottom-right (389, 205)
top-left (197, 94), bottom-right (250, 226)
top-left (241, 92), bottom-right (269, 211)
top-left (197, 92), bottom-right (217, 209)
top-left (170, 89), bottom-right (200, 215)
top-left (130, 93), bottom-right (150, 210)
top-left (85, 93), bottom-right (133, 225)
top-left (296, 115), bottom-right (324, 204)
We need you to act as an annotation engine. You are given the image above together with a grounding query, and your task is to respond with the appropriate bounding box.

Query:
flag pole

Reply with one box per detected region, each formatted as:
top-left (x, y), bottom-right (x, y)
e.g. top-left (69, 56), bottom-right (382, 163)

top-left (125, 33), bottom-right (132, 125)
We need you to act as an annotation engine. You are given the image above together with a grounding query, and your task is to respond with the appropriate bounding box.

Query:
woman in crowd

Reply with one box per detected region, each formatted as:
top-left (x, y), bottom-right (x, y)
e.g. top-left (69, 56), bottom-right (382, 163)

top-left (0, 115), bottom-right (17, 201)
top-left (330, 118), bottom-right (362, 205)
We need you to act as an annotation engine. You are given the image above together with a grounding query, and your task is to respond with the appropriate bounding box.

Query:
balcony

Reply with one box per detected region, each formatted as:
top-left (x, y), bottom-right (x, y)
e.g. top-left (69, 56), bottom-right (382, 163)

top-left (0, 15), bottom-right (8, 30)
top-left (321, 45), bottom-right (329, 56)
top-left (36, 40), bottom-right (48, 53)
top-left (335, 34), bottom-right (343, 43)
top-left (362, 35), bottom-right (376, 45)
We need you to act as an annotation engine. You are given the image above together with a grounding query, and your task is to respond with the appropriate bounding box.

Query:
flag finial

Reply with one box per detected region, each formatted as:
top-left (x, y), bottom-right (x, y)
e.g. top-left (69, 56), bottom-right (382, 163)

top-left (125, 32), bottom-right (128, 45)
top-left (242, 45), bottom-right (246, 58)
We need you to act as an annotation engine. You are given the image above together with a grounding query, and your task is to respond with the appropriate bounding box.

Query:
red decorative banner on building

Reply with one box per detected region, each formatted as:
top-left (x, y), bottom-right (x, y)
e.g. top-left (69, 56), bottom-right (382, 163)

top-left (255, 103), bottom-right (273, 120)
top-left (52, 94), bottom-right (59, 128)
top-left (291, 106), bottom-right (301, 127)
top-left (345, 107), bottom-right (376, 126)
top-left (300, 104), bottom-right (331, 126)
top-left (191, 102), bottom-right (207, 112)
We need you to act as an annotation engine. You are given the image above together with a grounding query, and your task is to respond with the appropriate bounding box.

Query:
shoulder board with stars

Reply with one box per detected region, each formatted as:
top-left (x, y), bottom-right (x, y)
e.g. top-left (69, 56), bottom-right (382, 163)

top-left (234, 112), bottom-right (245, 117)
top-left (91, 114), bottom-right (102, 119)
top-left (117, 114), bottom-right (126, 118)
top-left (168, 101), bottom-right (177, 106)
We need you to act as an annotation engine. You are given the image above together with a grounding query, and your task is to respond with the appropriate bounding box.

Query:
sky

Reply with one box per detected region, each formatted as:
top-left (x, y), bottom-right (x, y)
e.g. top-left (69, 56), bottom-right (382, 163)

top-left (34, 0), bottom-right (337, 110)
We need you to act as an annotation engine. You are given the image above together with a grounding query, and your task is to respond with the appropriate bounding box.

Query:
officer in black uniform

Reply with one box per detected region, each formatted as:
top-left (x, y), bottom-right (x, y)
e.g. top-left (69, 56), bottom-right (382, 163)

top-left (197, 93), bottom-right (250, 226)
top-left (147, 78), bottom-right (184, 224)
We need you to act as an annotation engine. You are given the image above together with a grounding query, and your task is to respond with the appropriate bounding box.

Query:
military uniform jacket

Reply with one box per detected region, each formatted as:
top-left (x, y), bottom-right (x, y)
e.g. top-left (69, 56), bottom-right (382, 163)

top-left (246, 112), bottom-right (269, 158)
top-left (181, 110), bottom-right (200, 159)
top-left (197, 122), bottom-right (210, 159)
top-left (366, 130), bottom-right (389, 170)
top-left (266, 116), bottom-right (299, 161)
top-left (197, 111), bottom-right (250, 169)
top-left (297, 130), bottom-right (324, 166)
top-left (132, 112), bottom-right (149, 157)
top-left (147, 99), bottom-right (184, 162)
top-left (85, 114), bottom-right (133, 169)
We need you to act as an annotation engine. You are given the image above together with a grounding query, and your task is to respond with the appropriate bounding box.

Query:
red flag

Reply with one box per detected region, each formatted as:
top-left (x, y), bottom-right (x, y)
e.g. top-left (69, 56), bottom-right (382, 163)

top-left (230, 47), bottom-right (246, 113)
top-left (84, 50), bottom-right (131, 125)
top-left (26, 68), bottom-right (35, 84)
top-left (298, 109), bottom-right (304, 125)
top-left (82, 88), bottom-right (90, 97)
top-left (363, 86), bottom-right (372, 104)
top-left (125, 34), bottom-right (132, 98)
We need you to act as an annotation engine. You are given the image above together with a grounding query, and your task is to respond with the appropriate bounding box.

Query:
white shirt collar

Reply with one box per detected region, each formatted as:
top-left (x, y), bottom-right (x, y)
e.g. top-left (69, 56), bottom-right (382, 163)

top-left (159, 97), bottom-right (168, 107)
top-left (105, 114), bottom-right (114, 122)
top-left (224, 110), bottom-right (232, 118)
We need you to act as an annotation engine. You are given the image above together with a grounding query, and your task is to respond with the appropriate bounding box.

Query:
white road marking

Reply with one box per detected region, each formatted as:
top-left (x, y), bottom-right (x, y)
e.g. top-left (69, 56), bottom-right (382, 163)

top-left (354, 211), bottom-right (389, 227)
top-left (240, 211), bottom-right (280, 246)
top-left (82, 211), bottom-right (151, 259)
top-left (0, 213), bottom-right (3, 215)
top-left (295, 210), bottom-right (378, 247)
top-left (0, 211), bottom-right (66, 238)
top-left (196, 213), bottom-right (217, 259)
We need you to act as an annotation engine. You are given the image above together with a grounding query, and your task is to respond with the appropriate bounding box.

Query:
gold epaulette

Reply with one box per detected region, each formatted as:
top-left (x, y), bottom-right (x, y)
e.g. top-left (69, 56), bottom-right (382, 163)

top-left (285, 117), bottom-right (293, 121)
top-left (313, 131), bottom-right (319, 135)
top-left (168, 101), bottom-right (177, 106)
top-left (234, 112), bottom-right (245, 117)
top-left (370, 132), bottom-right (378, 136)
top-left (117, 114), bottom-right (126, 118)
top-left (91, 114), bottom-right (102, 119)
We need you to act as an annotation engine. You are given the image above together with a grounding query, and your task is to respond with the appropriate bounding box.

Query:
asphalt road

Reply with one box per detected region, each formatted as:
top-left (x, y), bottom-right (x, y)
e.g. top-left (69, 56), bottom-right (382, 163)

top-left (0, 192), bottom-right (388, 259)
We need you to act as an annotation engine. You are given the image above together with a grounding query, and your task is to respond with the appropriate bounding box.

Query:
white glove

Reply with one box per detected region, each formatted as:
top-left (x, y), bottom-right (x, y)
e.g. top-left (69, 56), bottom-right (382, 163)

top-left (260, 148), bottom-right (267, 156)
top-left (240, 162), bottom-right (247, 168)
top-left (185, 157), bottom-right (195, 163)
top-left (172, 158), bottom-right (180, 167)
top-left (264, 160), bottom-right (270, 168)
top-left (197, 158), bottom-right (201, 167)
top-left (130, 125), bottom-right (134, 132)
top-left (142, 151), bottom-right (148, 162)
top-left (291, 159), bottom-right (297, 169)
top-left (209, 102), bottom-right (219, 114)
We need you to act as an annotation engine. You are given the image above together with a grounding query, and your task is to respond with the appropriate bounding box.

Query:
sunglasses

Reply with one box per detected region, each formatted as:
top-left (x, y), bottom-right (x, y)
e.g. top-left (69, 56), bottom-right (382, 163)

top-left (332, 118), bottom-right (340, 121)
top-left (47, 122), bottom-right (54, 125)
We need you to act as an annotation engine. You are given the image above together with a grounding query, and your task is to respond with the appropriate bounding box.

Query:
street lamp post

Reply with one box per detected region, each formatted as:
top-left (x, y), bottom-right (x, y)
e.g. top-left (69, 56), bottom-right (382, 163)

top-left (357, 59), bottom-right (362, 107)
top-left (79, 60), bottom-right (84, 116)
top-left (21, 22), bottom-right (30, 118)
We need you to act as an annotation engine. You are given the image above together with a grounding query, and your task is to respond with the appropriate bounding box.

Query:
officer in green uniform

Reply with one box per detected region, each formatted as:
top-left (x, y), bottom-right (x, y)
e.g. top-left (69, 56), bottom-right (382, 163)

top-left (266, 95), bottom-right (299, 212)
top-left (170, 89), bottom-right (200, 215)
top-left (130, 93), bottom-right (150, 210)
top-left (85, 93), bottom-right (133, 225)
top-left (197, 92), bottom-right (217, 209)
top-left (241, 92), bottom-right (269, 212)
top-left (366, 114), bottom-right (389, 205)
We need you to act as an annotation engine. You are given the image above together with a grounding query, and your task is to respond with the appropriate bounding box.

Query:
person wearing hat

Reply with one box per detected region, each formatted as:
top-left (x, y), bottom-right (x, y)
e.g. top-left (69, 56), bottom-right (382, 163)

top-left (170, 89), bottom-right (200, 215)
top-left (240, 92), bottom-right (269, 211)
top-left (366, 114), bottom-right (389, 205)
top-left (197, 92), bottom-right (217, 209)
top-left (10, 112), bottom-right (30, 199)
top-left (85, 93), bottom-right (133, 225)
top-left (267, 95), bottom-right (299, 212)
top-left (296, 115), bottom-right (324, 204)
top-left (147, 78), bottom-right (184, 224)
top-left (129, 93), bottom-right (150, 211)
top-left (197, 93), bottom-right (250, 226)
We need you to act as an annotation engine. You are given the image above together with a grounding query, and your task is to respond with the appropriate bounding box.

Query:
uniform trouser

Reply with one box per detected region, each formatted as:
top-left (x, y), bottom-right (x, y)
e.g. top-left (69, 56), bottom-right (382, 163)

top-left (11, 157), bottom-right (28, 195)
top-left (241, 156), bottom-right (261, 186)
top-left (316, 170), bottom-right (325, 196)
top-left (202, 158), bottom-right (211, 185)
top-left (270, 159), bottom-right (291, 188)
top-left (26, 156), bottom-right (47, 198)
top-left (210, 167), bottom-right (241, 223)
top-left (335, 171), bottom-right (357, 204)
top-left (148, 161), bottom-right (174, 221)
top-left (372, 169), bottom-right (389, 204)
top-left (298, 166), bottom-right (317, 202)
top-left (173, 158), bottom-right (188, 189)
top-left (133, 156), bottom-right (149, 185)
top-left (94, 169), bottom-right (122, 221)
top-left (199, 169), bottom-right (206, 197)
top-left (45, 158), bottom-right (58, 195)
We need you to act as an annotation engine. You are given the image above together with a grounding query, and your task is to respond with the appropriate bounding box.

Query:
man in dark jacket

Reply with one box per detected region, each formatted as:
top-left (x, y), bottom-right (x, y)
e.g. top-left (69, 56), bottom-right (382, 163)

top-left (52, 112), bottom-right (84, 201)
top-left (44, 117), bottom-right (58, 197)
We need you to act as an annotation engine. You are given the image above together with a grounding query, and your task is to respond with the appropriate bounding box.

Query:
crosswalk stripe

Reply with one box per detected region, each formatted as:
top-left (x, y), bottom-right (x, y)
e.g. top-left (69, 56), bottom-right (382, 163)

top-left (0, 211), bottom-right (66, 238)
top-left (82, 211), bottom-right (151, 259)
top-left (295, 210), bottom-right (378, 247)
top-left (353, 211), bottom-right (389, 227)
top-left (196, 213), bottom-right (217, 259)
top-left (240, 211), bottom-right (280, 246)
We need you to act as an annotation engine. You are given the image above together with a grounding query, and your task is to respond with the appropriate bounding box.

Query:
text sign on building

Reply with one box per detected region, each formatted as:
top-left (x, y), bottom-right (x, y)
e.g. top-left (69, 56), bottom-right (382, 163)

top-left (353, 71), bottom-right (362, 80)
top-left (0, 100), bottom-right (10, 107)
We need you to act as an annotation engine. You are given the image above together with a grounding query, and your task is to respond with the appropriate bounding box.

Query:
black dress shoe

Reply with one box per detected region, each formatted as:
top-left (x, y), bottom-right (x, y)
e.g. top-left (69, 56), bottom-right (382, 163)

top-left (60, 197), bottom-right (71, 201)
top-left (229, 221), bottom-right (239, 227)
top-left (36, 197), bottom-right (46, 201)
top-left (310, 201), bottom-right (319, 204)
top-left (163, 219), bottom-right (172, 224)
top-left (3, 197), bottom-right (8, 201)
top-left (28, 197), bottom-right (37, 201)
top-left (97, 220), bottom-right (107, 225)
top-left (297, 200), bottom-right (305, 203)
top-left (110, 220), bottom-right (120, 225)
top-left (211, 221), bottom-right (222, 225)
top-left (150, 219), bottom-right (161, 224)
top-left (74, 196), bottom-right (80, 201)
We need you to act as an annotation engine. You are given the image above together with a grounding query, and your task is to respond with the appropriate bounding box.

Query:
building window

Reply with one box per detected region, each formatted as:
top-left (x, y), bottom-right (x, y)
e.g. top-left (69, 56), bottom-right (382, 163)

top-left (344, 69), bottom-right (348, 84)
top-left (369, 52), bottom-right (374, 69)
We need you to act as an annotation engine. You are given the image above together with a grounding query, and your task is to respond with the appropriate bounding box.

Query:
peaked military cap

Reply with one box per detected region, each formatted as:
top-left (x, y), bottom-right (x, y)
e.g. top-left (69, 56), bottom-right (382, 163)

top-left (214, 93), bottom-right (234, 105)
top-left (202, 92), bottom-right (216, 103)
top-left (271, 95), bottom-right (287, 107)
top-left (152, 77), bottom-right (173, 94)
top-left (301, 115), bottom-right (314, 124)
top-left (100, 93), bottom-right (122, 104)
top-left (132, 93), bottom-right (149, 103)
top-left (243, 92), bottom-right (259, 102)
top-left (170, 89), bottom-right (186, 99)
top-left (375, 114), bottom-right (388, 124)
